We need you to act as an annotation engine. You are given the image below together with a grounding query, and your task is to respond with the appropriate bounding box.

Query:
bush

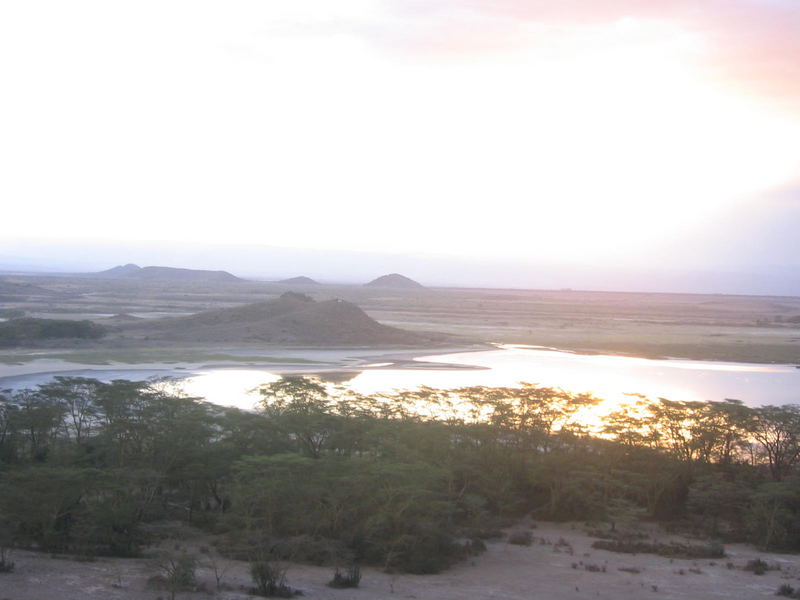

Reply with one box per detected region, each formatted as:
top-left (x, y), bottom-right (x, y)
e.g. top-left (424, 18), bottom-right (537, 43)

top-left (465, 538), bottom-right (487, 554)
top-left (271, 535), bottom-right (350, 566)
top-left (744, 558), bottom-right (775, 575)
top-left (466, 527), bottom-right (504, 540)
top-left (148, 552), bottom-right (198, 600)
top-left (507, 531), bottom-right (533, 546)
top-left (554, 537), bottom-right (573, 554)
top-left (381, 532), bottom-right (461, 574)
top-left (618, 566), bottom-right (641, 574)
top-left (328, 565), bottom-right (361, 588)
top-left (0, 548), bottom-right (14, 573)
top-left (777, 583), bottom-right (800, 598)
top-left (250, 560), bottom-right (293, 598)
top-left (591, 539), bottom-right (724, 559)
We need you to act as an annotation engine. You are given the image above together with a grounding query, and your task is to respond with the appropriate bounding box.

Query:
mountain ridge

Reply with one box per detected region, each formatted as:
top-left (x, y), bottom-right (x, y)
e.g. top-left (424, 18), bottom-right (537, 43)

top-left (94, 264), bottom-right (242, 282)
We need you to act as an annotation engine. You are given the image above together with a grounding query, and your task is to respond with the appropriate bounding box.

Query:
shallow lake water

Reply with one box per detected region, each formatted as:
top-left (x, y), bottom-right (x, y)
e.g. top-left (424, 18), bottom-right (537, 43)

top-left (2, 345), bottom-right (798, 412)
top-left (181, 344), bottom-right (799, 410)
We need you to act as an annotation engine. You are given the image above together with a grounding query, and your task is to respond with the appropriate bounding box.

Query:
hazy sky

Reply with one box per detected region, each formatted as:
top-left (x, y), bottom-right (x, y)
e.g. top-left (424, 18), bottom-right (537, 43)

top-left (2, 1), bottom-right (799, 275)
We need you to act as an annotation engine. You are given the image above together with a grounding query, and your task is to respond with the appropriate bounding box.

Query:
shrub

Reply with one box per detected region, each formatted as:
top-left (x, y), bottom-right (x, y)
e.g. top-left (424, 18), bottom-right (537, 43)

top-left (250, 560), bottom-right (293, 598)
top-left (591, 539), bottom-right (724, 559)
top-left (0, 548), bottom-right (14, 574)
top-left (148, 552), bottom-right (198, 600)
top-left (744, 558), bottom-right (772, 575)
top-left (508, 531), bottom-right (533, 546)
top-left (467, 527), bottom-right (504, 540)
top-left (465, 538), bottom-right (487, 554)
top-left (374, 532), bottom-right (462, 574)
top-left (271, 534), bottom-right (349, 566)
top-left (328, 565), bottom-right (362, 588)
top-left (554, 537), bottom-right (573, 554)
top-left (618, 566), bottom-right (641, 574)
top-left (776, 583), bottom-right (800, 598)
top-left (573, 561), bottom-right (606, 572)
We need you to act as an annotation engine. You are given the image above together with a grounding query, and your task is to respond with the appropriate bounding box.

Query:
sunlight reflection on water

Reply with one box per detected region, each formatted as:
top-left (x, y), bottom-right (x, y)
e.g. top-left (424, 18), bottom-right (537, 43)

top-left (179, 344), bottom-right (800, 413)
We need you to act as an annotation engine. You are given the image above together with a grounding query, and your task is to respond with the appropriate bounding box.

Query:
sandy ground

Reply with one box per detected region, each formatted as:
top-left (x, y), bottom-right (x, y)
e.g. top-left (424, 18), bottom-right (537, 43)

top-left (0, 345), bottom-right (484, 389)
top-left (2, 522), bottom-right (798, 600)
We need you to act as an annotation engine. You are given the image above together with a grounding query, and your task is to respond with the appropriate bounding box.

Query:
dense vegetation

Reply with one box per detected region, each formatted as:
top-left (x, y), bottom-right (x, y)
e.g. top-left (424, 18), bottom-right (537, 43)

top-left (1, 376), bottom-right (799, 573)
top-left (0, 318), bottom-right (105, 346)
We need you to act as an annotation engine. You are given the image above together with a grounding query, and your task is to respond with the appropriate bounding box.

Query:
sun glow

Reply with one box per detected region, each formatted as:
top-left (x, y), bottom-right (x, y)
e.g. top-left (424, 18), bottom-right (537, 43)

top-left (1, 4), bottom-right (798, 265)
top-left (435, 22), bottom-right (800, 263)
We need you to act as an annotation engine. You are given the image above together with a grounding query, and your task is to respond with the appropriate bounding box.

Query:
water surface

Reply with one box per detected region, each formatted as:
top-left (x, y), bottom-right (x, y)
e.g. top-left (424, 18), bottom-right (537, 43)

top-left (2, 345), bottom-right (798, 412)
top-left (180, 345), bottom-right (799, 410)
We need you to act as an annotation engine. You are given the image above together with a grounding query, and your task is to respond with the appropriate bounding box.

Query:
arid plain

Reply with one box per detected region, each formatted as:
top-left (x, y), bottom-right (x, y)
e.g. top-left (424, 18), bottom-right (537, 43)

top-left (2, 273), bottom-right (800, 365)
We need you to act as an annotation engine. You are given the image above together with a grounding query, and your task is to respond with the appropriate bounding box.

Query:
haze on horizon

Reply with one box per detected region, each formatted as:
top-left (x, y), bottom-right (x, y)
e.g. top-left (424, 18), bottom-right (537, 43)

top-left (2, 1), bottom-right (799, 292)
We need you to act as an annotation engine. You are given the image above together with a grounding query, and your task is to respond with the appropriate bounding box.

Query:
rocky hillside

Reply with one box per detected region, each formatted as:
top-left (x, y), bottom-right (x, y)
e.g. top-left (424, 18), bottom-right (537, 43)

top-left (125, 292), bottom-right (433, 345)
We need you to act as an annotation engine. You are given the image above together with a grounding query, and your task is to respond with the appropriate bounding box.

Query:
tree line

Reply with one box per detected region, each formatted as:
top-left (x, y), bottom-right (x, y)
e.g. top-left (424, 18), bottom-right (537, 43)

top-left (0, 318), bottom-right (105, 346)
top-left (1, 376), bottom-right (799, 572)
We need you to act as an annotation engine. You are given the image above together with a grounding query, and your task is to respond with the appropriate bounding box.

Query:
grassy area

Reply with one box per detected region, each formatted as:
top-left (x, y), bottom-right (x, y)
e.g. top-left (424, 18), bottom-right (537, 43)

top-left (396, 322), bottom-right (800, 364)
top-left (363, 290), bottom-right (800, 364)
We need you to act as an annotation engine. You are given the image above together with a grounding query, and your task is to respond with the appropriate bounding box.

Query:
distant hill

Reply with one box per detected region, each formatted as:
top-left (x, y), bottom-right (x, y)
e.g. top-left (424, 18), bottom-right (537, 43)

top-left (94, 264), bottom-right (243, 283)
top-left (98, 263), bottom-right (142, 277)
top-left (125, 291), bottom-right (433, 345)
top-left (365, 273), bottom-right (424, 289)
top-left (278, 276), bottom-right (319, 285)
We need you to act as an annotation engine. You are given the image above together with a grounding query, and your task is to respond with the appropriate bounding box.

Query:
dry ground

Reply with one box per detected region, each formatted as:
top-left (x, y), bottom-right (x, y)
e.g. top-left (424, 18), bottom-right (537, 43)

top-left (1, 522), bottom-right (798, 600)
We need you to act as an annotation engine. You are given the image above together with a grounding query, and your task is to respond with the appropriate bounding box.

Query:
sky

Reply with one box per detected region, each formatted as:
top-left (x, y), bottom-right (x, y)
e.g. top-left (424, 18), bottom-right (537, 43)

top-left (1, 1), bottom-right (799, 291)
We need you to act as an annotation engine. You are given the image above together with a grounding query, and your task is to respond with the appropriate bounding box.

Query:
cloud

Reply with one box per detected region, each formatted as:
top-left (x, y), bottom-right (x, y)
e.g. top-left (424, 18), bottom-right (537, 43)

top-left (1, 0), bottom-right (797, 270)
top-left (347, 0), bottom-right (800, 111)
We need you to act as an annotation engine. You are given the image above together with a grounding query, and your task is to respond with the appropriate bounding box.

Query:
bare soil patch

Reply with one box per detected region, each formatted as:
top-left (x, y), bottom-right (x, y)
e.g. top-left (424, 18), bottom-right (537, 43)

top-left (2, 522), bottom-right (799, 600)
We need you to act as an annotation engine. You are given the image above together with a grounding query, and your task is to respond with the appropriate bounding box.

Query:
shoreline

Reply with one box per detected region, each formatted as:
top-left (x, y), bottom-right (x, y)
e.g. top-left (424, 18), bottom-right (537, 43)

top-left (2, 342), bottom-right (799, 390)
top-left (0, 344), bottom-right (490, 389)
top-left (2, 344), bottom-right (798, 409)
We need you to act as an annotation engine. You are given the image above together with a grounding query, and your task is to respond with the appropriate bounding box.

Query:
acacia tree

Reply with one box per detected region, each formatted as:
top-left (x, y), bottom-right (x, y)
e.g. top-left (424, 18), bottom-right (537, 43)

top-left (602, 402), bottom-right (660, 449)
top-left (38, 377), bottom-right (102, 444)
top-left (94, 379), bottom-right (152, 468)
top-left (257, 377), bottom-right (335, 458)
top-left (644, 399), bottom-right (705, 465)
top-left (0, 392), bottom-right (16, 463)
top-left (0, 467), bottom-right (101, 552)
top-left (697, 400), bottom-right (751, 466)
top-left (457, 384), bottom-right (597, 453)
top-left (9, 389), bottom-right (64, 461)
top-left (687, 473), bottom-right (752, 536)
top-left (748, 405), bottom-right (800, 481)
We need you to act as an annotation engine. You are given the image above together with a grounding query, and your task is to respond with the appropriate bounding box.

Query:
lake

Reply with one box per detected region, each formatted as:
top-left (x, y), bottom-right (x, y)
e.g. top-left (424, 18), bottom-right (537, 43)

top-left (4, 344), bottom-right (792, 411)
top-left (177, 344), bottom-right (799, 410)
